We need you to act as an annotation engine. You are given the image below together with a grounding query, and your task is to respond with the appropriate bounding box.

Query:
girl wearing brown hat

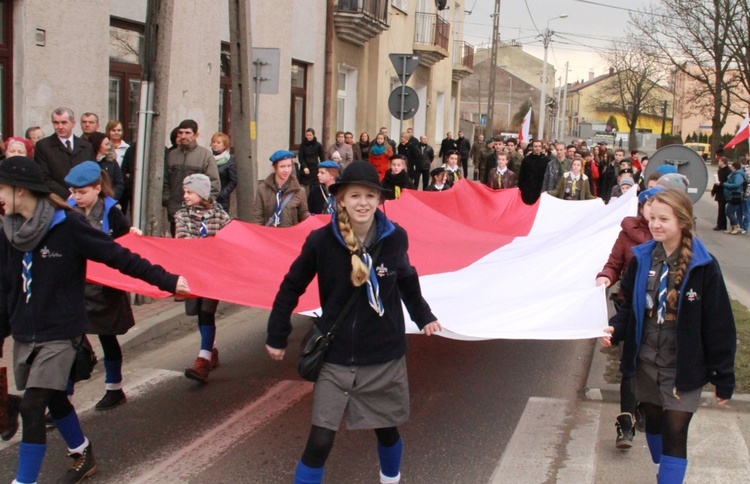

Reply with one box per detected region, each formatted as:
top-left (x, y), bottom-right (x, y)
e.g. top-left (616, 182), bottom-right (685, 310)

top-left (0, 156), bottom-right (189, 484)
top-left (266, 161), bottom-right (441, 484)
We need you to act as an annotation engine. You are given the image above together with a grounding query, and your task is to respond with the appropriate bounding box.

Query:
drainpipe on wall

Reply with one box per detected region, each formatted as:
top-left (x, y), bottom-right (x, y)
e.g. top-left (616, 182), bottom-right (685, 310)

top-left (322, 0), bottom-right (334, 146)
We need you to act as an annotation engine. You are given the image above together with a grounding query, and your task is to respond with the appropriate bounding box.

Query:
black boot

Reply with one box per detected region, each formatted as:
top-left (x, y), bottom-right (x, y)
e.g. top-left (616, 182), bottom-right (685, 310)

top-left (615, 412), bottom-right (635, 449)
top-left (95, 389), bottom-right (127, 411)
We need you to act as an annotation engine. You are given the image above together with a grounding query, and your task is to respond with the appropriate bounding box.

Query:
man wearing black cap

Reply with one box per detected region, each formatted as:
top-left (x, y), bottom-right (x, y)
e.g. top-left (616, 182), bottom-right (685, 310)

top-left (33, 107), bottom-right (95, 199)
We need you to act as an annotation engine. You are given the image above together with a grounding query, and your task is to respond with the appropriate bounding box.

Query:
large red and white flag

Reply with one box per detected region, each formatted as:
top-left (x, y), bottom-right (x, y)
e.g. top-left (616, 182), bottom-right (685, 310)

top-left (518, 107), bottom-right (532, 143)
top-left (88, 183), bottom-right (636, 340)
top-left (724, 114), bottom-right (750, 150)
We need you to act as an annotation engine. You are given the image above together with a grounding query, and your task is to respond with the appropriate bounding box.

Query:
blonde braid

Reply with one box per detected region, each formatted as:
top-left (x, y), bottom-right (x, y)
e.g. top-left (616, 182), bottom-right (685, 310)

top-left (337, 197), bottom-right (369, 286)
top-left (667, 231), bottom-right (692, 309)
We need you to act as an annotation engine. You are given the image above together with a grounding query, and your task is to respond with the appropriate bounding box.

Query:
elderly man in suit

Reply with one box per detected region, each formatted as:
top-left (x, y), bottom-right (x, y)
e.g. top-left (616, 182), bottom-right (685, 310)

top-left (34, 107), bottom-right (95, 199)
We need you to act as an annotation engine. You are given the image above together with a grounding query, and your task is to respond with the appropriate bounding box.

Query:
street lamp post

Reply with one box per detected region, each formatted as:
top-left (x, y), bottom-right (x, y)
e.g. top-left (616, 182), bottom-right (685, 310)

top-left (508, 75), bottom-right (513, 128)
top-left (538, 14), bottom-right (567, 141)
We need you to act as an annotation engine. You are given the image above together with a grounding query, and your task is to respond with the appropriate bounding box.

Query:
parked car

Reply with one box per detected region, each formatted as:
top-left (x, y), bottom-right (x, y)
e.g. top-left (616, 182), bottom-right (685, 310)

top-left (683, 142), bottom-right (711, 160)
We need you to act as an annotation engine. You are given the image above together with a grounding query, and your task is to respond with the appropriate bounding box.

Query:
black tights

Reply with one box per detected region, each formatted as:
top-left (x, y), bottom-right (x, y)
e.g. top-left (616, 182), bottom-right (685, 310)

top-left (641, 402), bottom-right (692, 459)
top-left (20, 388), bottom-right (73, 444)
top-left (300, 425), bottom-right (400, 468)
top-left (98, 334), bottom-right (122, 361)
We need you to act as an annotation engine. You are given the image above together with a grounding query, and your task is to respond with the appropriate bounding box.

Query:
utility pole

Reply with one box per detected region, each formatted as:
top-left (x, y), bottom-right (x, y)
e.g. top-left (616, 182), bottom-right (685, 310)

top-left (554, 76), bottom-right (562, 140)
top-left (228, 0), bottom-right (257, 221)
top-left (538, 29), bottom-right (552, 140)
top-left (486, 0), bottom-right (502, 137)
top-left (561, 62), bottom-right (569, 140)
top-left (142, 0), bottom-right (174, 237)
top-left (477, 78), bottom-right (482, 134)
top-left (538, 15), bottom-right (567, 141)
top-left (660, 100), bottom-right (668, 138)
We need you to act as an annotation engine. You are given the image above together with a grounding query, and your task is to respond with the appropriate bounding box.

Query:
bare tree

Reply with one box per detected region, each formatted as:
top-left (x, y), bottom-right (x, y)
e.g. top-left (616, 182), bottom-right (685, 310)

top-left (589, 39), bottom-right (668, 151)
top-left (630, 0), bottom-right (742, 157)
top-left (725, 2), bottom-right (750, 115)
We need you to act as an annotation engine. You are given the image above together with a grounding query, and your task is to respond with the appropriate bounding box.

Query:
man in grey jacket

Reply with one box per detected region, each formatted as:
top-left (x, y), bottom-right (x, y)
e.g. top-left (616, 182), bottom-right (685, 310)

top-left (542, 142), bottom-right (569, 193)
top-left (162, 119), bottom-right (220, 236)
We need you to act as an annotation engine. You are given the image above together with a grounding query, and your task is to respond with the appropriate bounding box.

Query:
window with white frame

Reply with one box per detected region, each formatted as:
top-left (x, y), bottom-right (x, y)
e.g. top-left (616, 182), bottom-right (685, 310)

top-left (337, 67), bottom-right (357, 133)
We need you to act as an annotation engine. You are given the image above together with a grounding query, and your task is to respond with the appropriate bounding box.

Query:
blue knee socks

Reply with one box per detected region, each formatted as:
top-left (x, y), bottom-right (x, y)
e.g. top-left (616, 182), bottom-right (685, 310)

top-left (378, 437), bottom-right (403, 479)
top-left (104, 358), bottom-right (123, 386)
top-left (53, 410), bottom-right (85, 451)
top-left (16, 442), bottom-right (46, 484)
top-left (646, 432), bottom-right (662, 463)
top-left (198, 325), bottom-right (216, 353)
top-left (294, 460), bottom-right (324, 484)
top-left (658, 455), bottom-right (687, 484)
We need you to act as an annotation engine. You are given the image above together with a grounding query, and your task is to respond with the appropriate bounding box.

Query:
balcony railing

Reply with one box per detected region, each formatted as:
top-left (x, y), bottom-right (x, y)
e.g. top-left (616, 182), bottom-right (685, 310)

top-left (414, 12), bottom-right (449, 51)
top-left (333, 0), bottom-right (389, 46)
top-left (334, 0), bottom-right (388, 24)
top-left (413, 12), bottom-right (450, 67)
top-left (453, 40), bottom-right (474, 69)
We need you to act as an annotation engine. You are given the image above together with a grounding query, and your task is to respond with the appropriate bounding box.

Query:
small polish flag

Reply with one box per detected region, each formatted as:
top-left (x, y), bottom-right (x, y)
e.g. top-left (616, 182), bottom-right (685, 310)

top-left (518, 107), bottom-right (532, 143)
top-left (724, 114), bottom-right (750, 150)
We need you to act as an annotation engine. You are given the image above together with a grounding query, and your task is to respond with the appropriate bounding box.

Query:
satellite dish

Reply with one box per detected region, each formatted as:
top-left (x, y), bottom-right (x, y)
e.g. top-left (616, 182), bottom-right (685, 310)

top-left (644, 145), bottom-right (708, 204)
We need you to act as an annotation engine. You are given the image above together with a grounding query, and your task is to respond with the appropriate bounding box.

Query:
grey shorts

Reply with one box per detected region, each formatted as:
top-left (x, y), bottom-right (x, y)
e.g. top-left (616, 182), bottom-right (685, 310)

top-left (13, 340), bottom-right (76, 392)
top-left (311, 356), bottom-right (410, 431)
top-left (635, 358), bottom-right (702, 413)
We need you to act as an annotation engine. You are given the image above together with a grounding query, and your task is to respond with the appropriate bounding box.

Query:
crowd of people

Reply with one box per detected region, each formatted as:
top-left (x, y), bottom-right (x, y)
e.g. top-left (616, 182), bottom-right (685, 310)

top-left (0, 107), bottom-right (742, 484)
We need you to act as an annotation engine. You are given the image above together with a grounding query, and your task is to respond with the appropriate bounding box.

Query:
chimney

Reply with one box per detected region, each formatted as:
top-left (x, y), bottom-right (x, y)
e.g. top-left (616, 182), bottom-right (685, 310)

top-left (588, 70), bottom-right (595, 81)
top-left (609, 67), bottom-right (615, 76)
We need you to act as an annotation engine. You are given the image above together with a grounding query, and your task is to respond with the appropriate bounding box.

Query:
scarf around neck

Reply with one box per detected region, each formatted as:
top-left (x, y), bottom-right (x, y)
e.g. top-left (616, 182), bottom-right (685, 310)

top-left (4, 197), bottom-right (57, 251)
top-left (214, 150), bottom-right (231, 166)
top-left (371, 143), bottom-right (386, 156)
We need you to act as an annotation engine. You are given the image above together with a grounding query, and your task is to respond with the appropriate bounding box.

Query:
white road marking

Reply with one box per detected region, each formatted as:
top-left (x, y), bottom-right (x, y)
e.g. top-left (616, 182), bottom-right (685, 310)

top-left (489, 397), bottom-right (599, 484)
top-left (555, 404), bottom-right (599, 483)
top-left (123, 379), bottom-right (312, 483)
top-left (685, 408), bottom-right (750, 482)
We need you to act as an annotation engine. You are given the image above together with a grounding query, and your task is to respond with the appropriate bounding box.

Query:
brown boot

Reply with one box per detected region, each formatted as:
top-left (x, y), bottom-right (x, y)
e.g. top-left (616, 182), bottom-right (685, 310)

top-left (210, 347), bottom-right (220, 370)
top-left (185, 357), bottom-right (211, 383)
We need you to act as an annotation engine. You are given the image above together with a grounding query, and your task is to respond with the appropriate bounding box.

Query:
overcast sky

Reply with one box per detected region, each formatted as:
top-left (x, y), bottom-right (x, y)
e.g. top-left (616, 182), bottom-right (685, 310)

top-left (458, 0), bottom-right (654, 84)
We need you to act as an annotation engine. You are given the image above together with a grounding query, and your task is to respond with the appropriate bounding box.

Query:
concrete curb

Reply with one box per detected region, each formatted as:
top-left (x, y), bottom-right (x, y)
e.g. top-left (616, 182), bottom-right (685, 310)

top-left (584, 339), bottom-right (750, 412)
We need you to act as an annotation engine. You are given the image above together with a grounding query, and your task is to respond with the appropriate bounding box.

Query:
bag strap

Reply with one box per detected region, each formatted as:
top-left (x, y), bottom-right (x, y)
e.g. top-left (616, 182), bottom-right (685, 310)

top-left (265, 191), bottom-right (296, 226)
top-left (324, 242), bottom-right (383, 338)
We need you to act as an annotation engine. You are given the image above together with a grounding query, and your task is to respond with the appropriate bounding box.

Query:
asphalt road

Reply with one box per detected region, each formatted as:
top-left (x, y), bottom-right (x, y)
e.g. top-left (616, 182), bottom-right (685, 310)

top-left (0, 307), bottom-right (592, 483)
top-left (1, 166), bottom-right (746, 483)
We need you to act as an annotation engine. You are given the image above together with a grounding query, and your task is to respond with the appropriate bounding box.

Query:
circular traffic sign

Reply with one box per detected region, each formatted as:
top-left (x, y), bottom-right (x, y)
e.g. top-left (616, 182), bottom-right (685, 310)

top-left (388, 86), bottom-right (419, 121)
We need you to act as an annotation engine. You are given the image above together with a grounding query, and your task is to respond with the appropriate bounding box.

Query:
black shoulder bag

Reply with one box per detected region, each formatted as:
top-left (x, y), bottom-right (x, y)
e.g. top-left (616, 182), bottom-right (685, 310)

top-left (70, 336), bottom-right (98, 383)
top-left (298, 244), bottom-right (382, 382)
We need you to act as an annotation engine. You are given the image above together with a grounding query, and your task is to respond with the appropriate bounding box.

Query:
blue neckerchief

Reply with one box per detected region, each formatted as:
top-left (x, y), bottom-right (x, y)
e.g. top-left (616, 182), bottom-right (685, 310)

top-left (21, 209), bottom-right (67, 303)
top-left (272, 189), bottom-right (283, 227)
top-left (22, 252), bottom-right (33, 303)
top-left (657, 263), bottom-right (668, 324)
top-left (331, 210), bottom-right (395, 316)
top-left (200, 214), bottom-right (209, 237)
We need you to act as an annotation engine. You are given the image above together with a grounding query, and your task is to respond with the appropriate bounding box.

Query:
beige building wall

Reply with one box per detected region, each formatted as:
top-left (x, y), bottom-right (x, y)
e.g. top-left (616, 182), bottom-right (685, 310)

top-left (160, 1), bottom-right (222, 147)
top-left (12, 0), bottom-right (110, 136)
top-left (330, 1), bottom-right (467, 151)
top-left (250, 0), bottom-right (326, 179)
